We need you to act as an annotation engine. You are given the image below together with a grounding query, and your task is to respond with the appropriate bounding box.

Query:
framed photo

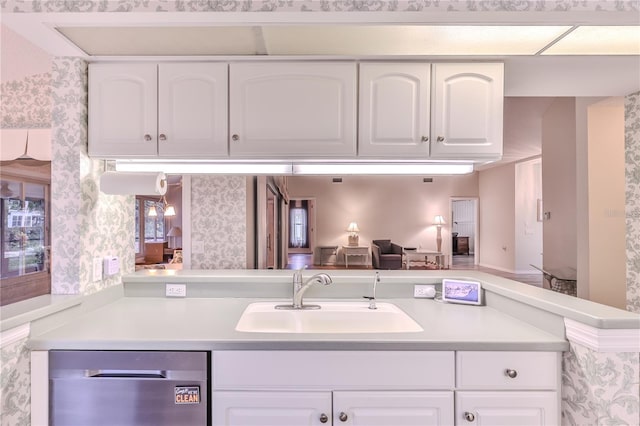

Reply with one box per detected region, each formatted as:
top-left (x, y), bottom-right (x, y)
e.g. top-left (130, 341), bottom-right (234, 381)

top-left (442, 279), bottom-right (482, 305)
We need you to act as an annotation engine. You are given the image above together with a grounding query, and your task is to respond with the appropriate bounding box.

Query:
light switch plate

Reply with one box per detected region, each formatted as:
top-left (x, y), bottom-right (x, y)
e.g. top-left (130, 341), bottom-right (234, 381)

top-left (92, 257), bottom-right (102, 282)
top-left (166, 283), bottom-right (186, 298)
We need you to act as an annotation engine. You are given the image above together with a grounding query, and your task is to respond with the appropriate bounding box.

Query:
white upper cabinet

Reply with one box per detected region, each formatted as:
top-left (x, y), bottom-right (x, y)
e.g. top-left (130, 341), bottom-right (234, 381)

top-left (89, 63), bottom-right (158, 157)
top-left (89, 63), bottom-right (228, 158)
top-left (430, 63), bottom-right (504, 159)
top-left (229, 62), bottom-right (357, 158)
top-left (158, 63), bottom-right (228, 157)
top-left (358, 63), bottom-right (431, 157)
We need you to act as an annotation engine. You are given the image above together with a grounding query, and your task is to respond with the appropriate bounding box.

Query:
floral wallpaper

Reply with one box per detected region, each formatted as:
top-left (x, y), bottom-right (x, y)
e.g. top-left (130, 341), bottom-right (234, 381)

top-left (50, 57), bottom-right (135, 295)
top-left (626, 92), bottom-right (640, 314)
top-left (190, 176), bottom-right (246, 269)
top-left (562, 341), bottom-right (640, 426)
top-left (0, 335), bottom-right (30, 426)
top-left (1, 0), bottom-right (638, 12)
top-left (0, 72), bottom-right (51, 128)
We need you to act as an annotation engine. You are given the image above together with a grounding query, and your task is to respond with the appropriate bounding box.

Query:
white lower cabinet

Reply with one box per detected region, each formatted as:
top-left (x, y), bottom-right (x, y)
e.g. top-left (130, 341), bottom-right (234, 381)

top-left (333, 391), bottom-right (454, 426)
top-left (455, 391), bottom-right (558, 426)
top-left (211, 350), bottom-right (560, 426)
top-left (213, 390), bottom-right (452, 426)
top-left (213, 391), bottom-right (331, 426)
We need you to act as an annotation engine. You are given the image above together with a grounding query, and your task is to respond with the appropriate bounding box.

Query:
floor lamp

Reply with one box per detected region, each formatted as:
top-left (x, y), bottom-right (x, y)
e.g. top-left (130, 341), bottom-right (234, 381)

top-left (433, 215), bottom-right (446, 252)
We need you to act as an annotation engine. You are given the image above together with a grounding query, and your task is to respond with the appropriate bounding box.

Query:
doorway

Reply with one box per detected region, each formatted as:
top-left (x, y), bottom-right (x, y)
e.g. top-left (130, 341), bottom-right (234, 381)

top-left (450, 197), bottom-right (479, 267)
top-left (287, 198), bottom-right (315, 255)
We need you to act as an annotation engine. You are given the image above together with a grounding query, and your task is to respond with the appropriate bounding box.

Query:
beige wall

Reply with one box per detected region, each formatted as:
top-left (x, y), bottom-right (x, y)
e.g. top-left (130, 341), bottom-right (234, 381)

top-left (586, 98), bottom-right (627, 309)
top-left (542, 98), bottom-right (577, 273)
top-left (287, 174), bottom-right (479, 265)
top-left (478, 164), bottom-right (516, 272)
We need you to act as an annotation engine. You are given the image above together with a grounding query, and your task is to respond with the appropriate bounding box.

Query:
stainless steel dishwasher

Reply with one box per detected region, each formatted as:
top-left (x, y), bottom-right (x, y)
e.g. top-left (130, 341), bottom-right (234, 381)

top-left (49, 350), bottom-right (209, 426)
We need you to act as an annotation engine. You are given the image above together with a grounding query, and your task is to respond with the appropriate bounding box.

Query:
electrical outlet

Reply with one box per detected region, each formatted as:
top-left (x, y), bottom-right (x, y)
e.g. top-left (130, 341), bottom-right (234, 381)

top-left (92, 257), bottom-right (102, 282)
top-left (166, 283), bottom-right (186, 298)
top-left (414, 284), bottom-right (436, 298)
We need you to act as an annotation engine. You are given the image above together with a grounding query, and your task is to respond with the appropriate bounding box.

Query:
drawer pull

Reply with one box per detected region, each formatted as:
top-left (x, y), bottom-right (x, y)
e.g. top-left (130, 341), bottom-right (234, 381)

top-left (144, 134), bottom-right (152, 141)
top-left (159, 134), bottom-right (167, 141)
top-left (505, 368), bottom-right (518, 378)
top-left (232, 134), bottom-right (239, 141)
top-left (464, 412), bottom-right (475, 422)
top-left (436, 136), bottom-right (445, 142)
top-left (339, 412), bottom-right (348, 422)
top-left (319, 413), bottom-right (328, 423)
top-left (421, 136), bottom-right (429, 142)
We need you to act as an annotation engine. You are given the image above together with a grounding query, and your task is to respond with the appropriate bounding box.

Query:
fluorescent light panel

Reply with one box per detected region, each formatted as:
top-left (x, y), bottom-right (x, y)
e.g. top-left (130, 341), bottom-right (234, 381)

top-left (541, 26), bottom-right (640, 55)
top-left (263, 25), bottom-right (574, 55)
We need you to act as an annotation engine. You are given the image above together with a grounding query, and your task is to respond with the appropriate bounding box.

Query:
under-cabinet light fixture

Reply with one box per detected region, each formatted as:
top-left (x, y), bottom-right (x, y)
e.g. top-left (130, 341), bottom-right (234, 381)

top-left (115, 160), bottom-right (474, 175)
top-left (116, 160), bottom-right (294, 175)
top-left (291, 163), bottom-right (474, 175)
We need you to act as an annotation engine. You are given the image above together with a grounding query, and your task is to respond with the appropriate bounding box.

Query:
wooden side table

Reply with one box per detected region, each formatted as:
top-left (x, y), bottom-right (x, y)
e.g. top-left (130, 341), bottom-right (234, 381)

top-left (342, 245), bottom-right (369, 268)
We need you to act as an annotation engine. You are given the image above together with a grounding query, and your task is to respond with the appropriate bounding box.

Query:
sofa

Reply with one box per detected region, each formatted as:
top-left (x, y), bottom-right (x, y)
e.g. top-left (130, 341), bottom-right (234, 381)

top-left (372, 239), bottom-right (404, 270)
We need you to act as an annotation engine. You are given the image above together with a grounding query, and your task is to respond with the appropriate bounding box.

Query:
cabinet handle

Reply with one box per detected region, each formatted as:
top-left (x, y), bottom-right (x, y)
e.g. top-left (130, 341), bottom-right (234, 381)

top-left (144, 134), bottom-right (152, 142)
top-left (159, 134), bottom-right (167, 141)
top-left (339, 412), bottom-right (348, 422)
top-left (232, 134), bottom-right (239, 141)
top-left (505, 368), bottom-right (518, 378)
top-left (319, 413), bottom-right (328, 423)
top-left (437, 136), bottom-right (445, 142)
top-left (464, 412), bottom-right (475, 422)
top-left (421, 136), bottom-right (429, 142)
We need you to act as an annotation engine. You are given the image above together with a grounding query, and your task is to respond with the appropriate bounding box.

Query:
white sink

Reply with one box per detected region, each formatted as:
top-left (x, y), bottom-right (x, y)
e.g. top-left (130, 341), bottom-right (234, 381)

top-left (235, 301), bottom-right (423, 333)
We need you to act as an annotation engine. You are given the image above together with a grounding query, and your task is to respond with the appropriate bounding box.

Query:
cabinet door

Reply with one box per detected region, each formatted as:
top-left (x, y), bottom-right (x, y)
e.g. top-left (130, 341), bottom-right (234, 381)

top-left (456, 391), bottom-right (558, 426)
top-left (333, 391), bottom-right (453, 426)
top-left (158, 63), bottom-right (228, 158)
top-left (431, 63), bottom-right (503, 159)
top-left (88, 63), bottom-right (158, 158)
top-left (213, 391), bottom-right (332, 426)
top-left (359, 63), bottom-right (431, 157)
top-left (230, 62), bottom-right (357, 157)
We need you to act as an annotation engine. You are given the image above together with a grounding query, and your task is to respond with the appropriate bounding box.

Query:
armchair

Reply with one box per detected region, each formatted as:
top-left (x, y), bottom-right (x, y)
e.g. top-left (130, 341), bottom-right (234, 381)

top-left (372, 239), bottom-right (404, 270)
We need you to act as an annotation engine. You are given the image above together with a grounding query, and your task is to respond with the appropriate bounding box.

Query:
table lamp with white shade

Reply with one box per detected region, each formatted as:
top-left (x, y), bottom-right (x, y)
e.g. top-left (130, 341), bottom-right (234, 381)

top-left (433, 215), bottom-right (446, 252)
top-left (167, 226), bottom-right (182, 249)
top-left (347, 222), bottom-right (360, 246)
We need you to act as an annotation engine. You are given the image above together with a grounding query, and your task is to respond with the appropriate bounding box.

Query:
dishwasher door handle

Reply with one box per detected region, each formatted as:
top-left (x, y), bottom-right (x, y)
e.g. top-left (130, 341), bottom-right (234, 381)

top-left (86, 369), bottom-right (168, 378)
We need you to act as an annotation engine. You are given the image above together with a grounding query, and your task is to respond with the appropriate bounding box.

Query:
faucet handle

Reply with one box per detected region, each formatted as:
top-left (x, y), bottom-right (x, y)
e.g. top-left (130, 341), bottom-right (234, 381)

top-left (363, 296), bottom-right (377, 310)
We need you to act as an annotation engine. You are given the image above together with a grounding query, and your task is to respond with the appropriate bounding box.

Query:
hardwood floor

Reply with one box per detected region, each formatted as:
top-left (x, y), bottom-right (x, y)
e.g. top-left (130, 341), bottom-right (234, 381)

top-left (286, 253), bottom-right (543, 288)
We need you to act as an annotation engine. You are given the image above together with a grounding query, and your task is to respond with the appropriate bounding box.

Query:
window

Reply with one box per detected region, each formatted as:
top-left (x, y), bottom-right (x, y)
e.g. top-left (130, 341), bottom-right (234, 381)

top-left (135, 197), bottom-right (166, 254)
top-left (1, 171), bottom-right (51, 306)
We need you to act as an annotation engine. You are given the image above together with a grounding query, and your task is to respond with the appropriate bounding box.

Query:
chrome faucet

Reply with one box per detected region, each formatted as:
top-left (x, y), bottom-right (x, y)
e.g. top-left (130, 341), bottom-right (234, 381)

top-left (363, 271), bottom-right (380, 310)
top-left (276, 268), bottom-right (333, 310)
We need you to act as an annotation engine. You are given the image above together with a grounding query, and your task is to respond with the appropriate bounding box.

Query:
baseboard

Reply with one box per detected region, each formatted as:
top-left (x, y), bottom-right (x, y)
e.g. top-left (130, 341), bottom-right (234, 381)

top-left (478, 263), bottom-right (517, 274)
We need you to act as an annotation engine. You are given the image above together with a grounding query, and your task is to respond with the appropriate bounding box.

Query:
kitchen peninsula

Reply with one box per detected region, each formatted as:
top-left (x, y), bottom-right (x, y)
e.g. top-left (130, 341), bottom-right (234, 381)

top-left (24, 269), bottom-right (639, 426)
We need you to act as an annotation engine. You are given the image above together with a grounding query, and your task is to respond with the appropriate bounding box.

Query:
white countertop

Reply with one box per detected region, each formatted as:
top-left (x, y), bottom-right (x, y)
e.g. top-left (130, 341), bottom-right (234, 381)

top-left (28, 296), bottom-right (568, 351)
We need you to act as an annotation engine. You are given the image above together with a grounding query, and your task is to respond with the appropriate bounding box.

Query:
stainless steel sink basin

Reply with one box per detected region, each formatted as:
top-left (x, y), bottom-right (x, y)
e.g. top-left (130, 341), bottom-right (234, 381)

top-left (235, 301), bottom-right (423, 333)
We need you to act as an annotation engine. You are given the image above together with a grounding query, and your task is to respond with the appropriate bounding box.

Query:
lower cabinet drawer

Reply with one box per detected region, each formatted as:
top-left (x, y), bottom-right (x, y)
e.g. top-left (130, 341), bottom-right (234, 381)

top-left (456, 351), bottom-right (559, 390)
top-left (213, 351), bottom-right (454, 390)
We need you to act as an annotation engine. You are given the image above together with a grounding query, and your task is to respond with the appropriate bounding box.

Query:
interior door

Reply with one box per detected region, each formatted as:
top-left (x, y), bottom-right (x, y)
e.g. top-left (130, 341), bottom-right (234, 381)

top-left (266, 187), bottom-right (276, 269)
